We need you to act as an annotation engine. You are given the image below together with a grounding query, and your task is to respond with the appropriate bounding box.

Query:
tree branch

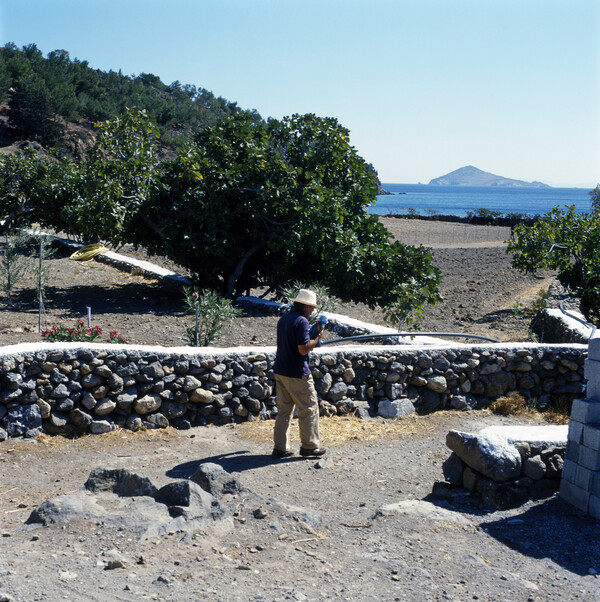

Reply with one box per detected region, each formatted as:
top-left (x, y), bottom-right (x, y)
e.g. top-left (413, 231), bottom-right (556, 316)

top-left (224, 241), bottom-right (265, 298)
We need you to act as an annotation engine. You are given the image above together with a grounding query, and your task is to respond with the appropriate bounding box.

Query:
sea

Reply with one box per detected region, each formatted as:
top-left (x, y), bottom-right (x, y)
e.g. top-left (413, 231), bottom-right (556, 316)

top-left (370, 184), bottom-right (593, 217)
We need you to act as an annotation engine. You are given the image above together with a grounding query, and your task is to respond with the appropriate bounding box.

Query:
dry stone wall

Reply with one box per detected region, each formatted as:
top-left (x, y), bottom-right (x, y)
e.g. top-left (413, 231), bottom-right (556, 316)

top-left (0, 342), bottom-right (587, 440)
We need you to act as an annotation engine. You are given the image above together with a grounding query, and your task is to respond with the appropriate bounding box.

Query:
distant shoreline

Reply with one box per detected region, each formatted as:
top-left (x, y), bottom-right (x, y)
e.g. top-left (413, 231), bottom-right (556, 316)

top-left (376, 212), bottom-right (536, 228)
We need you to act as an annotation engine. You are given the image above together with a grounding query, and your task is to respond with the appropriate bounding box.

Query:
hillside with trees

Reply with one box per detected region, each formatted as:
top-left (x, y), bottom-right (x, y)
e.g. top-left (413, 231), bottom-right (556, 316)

top-left (0, 43), bottom-right (260, 154)
top-left (0, 43), bottom-right (440, 325)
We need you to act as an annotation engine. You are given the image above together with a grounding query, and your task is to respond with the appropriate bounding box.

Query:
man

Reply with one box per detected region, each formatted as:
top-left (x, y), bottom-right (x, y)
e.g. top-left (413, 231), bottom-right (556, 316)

top-left (272, 288), bottom-right (327, 458)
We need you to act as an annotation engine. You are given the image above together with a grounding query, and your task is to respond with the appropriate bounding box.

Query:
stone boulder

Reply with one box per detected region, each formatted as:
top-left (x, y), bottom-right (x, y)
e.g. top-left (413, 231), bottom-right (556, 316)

top-left (4, 404), bottom-right (42, 438)
top-left (446, 430), bottom-right (522, 482)
top-left (377, 398), bottom-right (415, 419)
top-left (191, 462), bottom-right (243, 496)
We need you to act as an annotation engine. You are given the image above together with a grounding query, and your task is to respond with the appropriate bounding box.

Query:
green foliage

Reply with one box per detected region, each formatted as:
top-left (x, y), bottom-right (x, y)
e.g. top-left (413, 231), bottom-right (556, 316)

top-left (532, 288), bottom-right (549, 313)
top-left (132, 112), bottom-right (441, 321)
top-left (183, 287), bottom-right (242, 346)
top-left (507, 205), bottom-right (600, 323)
top-left (41, 320), bottom-right (102, 342)
top-left (0, 43), bottom-right (260, 154)
top-left (277, 282), bottom-right (338, 323)
top-left (0, 230), bottom-right (32, 307)
top-left (512, 302), bottom-right (524, 320)
top-left (0, 147), bottom-right (76, 234)
top-left (2, 108), bottom-right (442, 323)
top-left (465, 208), bottom-right (503, 221)
top-left (29, 233), bottom-right (55, 305)
top-left (7, 74), bottom-right (61, 146)
top-left (62, 107), bottom-right (161, 244)
top-left (590, 184), bottom-right (600, 213)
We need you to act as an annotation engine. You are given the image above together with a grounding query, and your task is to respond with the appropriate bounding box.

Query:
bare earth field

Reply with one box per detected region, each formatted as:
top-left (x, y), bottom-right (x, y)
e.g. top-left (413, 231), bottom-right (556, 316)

top-left (1, 219), bottom-right (598, 602)
top-left (0, 218), bottom-right (556, 348)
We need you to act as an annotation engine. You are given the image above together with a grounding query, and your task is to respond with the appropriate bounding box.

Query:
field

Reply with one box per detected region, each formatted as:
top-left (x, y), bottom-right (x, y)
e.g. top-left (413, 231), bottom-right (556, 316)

top-left (0, 218), bottom-right (556, 348)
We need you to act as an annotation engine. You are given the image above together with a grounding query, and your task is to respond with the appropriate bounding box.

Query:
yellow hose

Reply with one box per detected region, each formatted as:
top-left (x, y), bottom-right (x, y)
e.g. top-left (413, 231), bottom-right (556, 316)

top-left (69, 243), bottom-right (109, 261)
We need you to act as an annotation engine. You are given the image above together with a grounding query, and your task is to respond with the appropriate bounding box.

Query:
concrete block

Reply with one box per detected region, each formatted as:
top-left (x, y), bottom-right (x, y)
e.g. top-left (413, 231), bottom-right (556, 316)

top-left (575, 465), bottom-right (594, 490)
top-left (584, 358), bottom-right (600, 383)
top-left (588, 336), bottom-right (600, 361)
top-left (571, 398), bottom-right (600, 424)
top-left (566, 440), bottom-right (580, 462)
top-left (591, 471), bottom-right (600, 497)
top-left (589, 494), bottom-right (600, 520)
top-left (559, 479), bottom-right (589, 512)
top-left (562, 458), bottom-right (578, 484)
top-left (568, 419), bottom-right (584, 443)
top-left (583, 424), bottom-right (600, 450)
top-left (587, 381), bottom-right (600, 401)
top-left (578, 445), bottom-right (600, 471)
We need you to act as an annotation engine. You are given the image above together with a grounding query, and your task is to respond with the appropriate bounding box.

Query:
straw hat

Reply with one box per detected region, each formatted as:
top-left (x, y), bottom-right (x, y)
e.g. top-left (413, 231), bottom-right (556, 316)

top-left (291, 288), bottom-right (318, 307)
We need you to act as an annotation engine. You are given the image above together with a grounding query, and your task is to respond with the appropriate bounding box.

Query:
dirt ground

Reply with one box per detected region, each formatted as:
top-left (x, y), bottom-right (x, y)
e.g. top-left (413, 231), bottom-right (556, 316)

top-left (1, 411), bottom-right (599, 601)
top-left (2, 219), bottom-right (597, 602)
top-left (0, 218), bottom-right (556, 349)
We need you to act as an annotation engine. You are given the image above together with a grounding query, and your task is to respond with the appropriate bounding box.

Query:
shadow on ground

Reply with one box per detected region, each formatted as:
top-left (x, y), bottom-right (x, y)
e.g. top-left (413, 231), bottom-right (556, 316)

top-left (166, 450), bottom-right (305, 480)
top-left (477, 496), bottom-right (600, 576)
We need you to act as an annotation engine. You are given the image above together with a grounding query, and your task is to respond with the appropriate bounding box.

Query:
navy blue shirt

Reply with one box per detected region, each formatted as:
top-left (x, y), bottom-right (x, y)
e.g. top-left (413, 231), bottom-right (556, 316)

top-left (274, 308), bottom-right (310, 378)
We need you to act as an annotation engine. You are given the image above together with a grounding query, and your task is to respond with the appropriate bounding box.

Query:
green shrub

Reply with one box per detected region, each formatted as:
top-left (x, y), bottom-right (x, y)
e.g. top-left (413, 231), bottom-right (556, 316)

top-left (184, 287), bottom-right (242, 346)
top-left (277, 282), bottom-right (338, 324)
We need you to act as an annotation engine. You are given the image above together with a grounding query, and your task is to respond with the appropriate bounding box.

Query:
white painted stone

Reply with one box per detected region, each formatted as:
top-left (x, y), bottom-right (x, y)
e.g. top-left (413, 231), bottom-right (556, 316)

top-left (579, 445), bottom-right (600, 471)
top-left (478, 424), bottom-right (567, 447)
top-left (586, 381), bottom-right (600, 400)
top-left (588, 336), bottom-right (600, 361)
top-left (588, 494), bottom-right (600, 521)
top-left (575, 465), bottom-right (595, 490)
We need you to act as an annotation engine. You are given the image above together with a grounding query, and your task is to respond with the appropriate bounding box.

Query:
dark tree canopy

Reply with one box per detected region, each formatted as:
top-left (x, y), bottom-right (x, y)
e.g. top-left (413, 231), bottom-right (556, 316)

top-left (0, 109), bottom-right (441, 325)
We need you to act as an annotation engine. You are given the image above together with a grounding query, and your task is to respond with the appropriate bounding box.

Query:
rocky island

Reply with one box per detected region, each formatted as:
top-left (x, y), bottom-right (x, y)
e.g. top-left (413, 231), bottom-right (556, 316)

top-left (429, 165), bottom-right (550, 188)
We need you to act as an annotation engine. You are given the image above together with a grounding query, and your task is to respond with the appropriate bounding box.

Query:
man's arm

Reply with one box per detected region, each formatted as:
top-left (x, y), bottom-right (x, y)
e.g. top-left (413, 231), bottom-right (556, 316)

top-left (297, 324), bottom-right (323, 355)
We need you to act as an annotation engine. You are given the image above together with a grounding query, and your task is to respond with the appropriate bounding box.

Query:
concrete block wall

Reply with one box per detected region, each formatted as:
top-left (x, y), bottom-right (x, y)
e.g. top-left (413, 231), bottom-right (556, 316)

top-left (560, 337), bottom-right (600, 518)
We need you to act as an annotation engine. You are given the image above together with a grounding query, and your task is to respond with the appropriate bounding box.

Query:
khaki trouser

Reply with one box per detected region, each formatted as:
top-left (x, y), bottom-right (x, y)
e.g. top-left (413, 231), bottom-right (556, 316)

top-left (273, 373), bottom-right (320, 451)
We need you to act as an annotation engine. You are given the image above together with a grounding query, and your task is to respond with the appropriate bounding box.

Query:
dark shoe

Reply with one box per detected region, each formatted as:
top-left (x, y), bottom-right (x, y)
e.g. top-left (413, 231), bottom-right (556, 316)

top-left (299, 447), bottom-right (327, 457)
top-left (272, 448), bottom-right (294, 458)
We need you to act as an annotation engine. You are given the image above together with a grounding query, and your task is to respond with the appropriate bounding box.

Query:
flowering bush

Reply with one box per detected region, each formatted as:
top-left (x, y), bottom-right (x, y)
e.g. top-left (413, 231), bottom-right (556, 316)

top-left (41, 320), bottom-right (130, 344)
top-left (183, 287), bottom-right (241, 346)
top-left (106, 330), bottom-right (131, 344)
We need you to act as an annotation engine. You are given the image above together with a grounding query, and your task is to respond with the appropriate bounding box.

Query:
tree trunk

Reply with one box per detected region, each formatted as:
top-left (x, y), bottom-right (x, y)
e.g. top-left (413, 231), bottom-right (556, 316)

top-left (224, 242), bottom-right (265, 298)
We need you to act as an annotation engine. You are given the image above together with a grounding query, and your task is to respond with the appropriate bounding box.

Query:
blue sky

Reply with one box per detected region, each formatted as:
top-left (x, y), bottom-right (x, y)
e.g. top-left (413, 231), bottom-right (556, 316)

top-left (1, 0), bottom-right (598, 187)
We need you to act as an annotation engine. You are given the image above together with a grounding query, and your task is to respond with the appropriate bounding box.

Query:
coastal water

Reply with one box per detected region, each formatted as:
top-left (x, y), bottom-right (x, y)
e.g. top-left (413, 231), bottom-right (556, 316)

top-left (370, 184), bottom-right (592, 217)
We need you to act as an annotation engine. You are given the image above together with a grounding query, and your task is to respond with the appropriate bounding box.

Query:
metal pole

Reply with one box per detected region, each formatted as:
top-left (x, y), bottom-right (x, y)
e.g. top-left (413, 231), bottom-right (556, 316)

top-left (321, 332), bottom-right (501, 346)
top-left (195, 305), bottom-right (199, 346)
top-left (87, 306), bottom-right (92, 328)
top-left (38, 237), bottom-right (43, 333)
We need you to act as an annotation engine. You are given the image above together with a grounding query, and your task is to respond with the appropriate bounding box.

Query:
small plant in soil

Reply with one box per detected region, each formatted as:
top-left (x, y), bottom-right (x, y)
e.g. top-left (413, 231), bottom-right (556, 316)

top-left (184, 287), bottom-right (241, 346)
top-left (0, 229), bottom-right (32, 307)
